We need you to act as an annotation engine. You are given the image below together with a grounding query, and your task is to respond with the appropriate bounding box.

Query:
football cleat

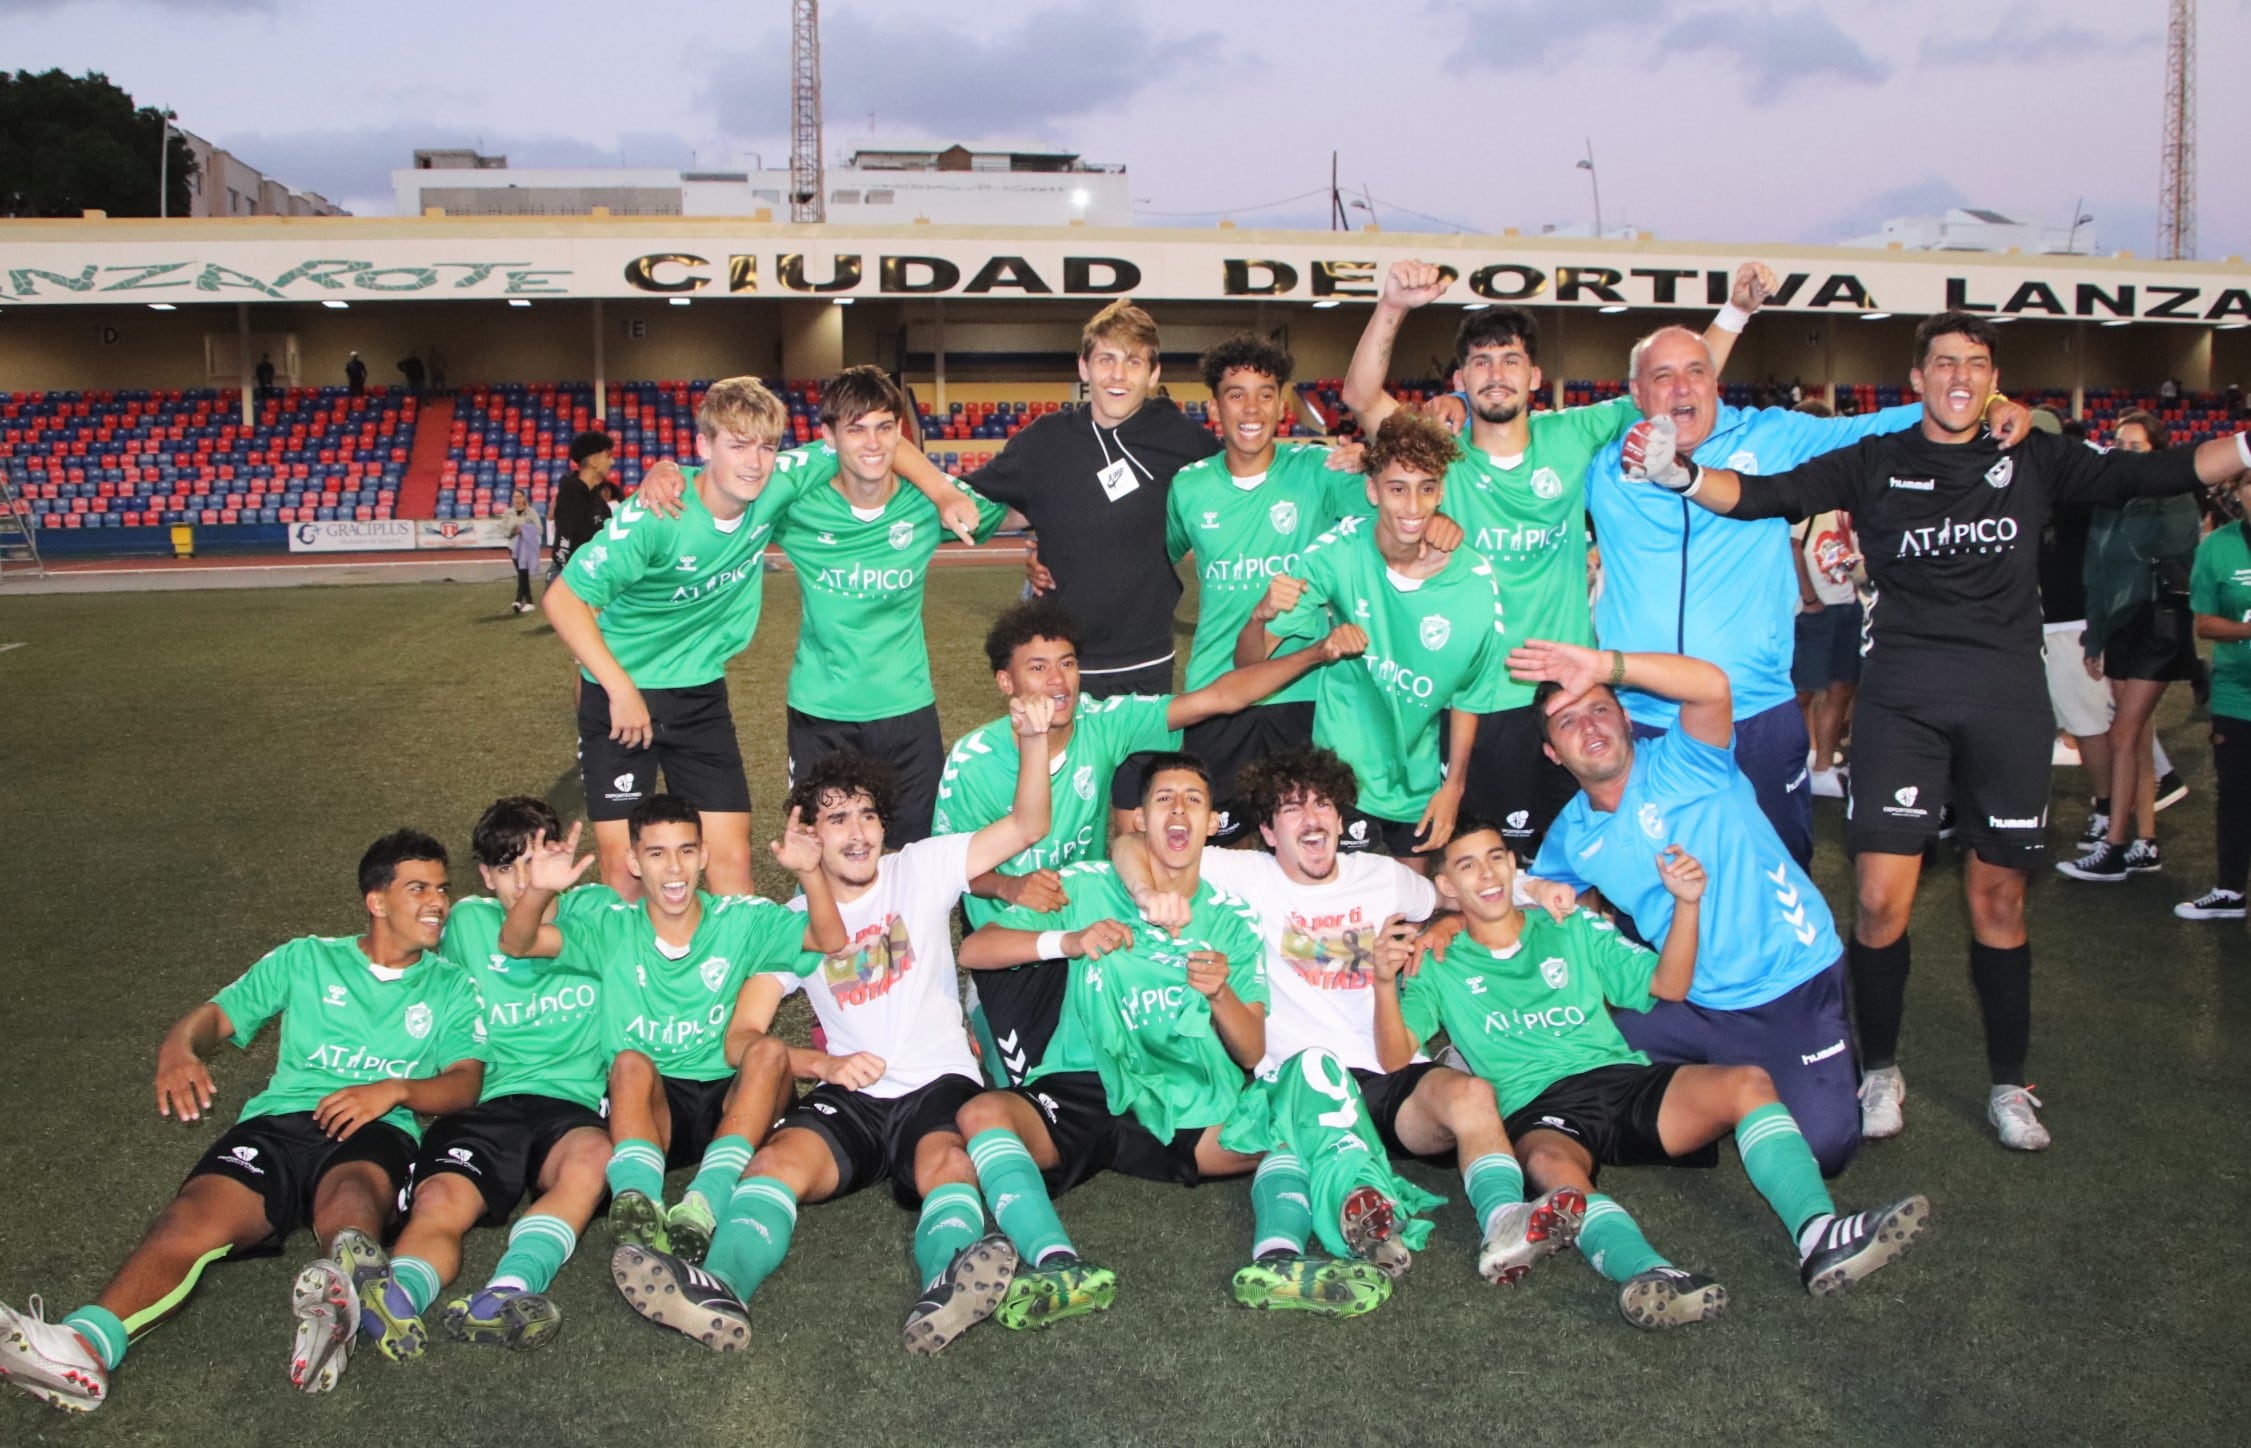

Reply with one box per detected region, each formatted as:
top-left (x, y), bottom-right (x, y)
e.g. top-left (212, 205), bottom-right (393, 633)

top-left (1477, 1187), bottom-right (1586, 1286)
top-left (288, 1259), bottom-right (354, 1393)
top-left (1231, 1253), bottom-right (1391, 1318)
top-left (1800, 1195), bottom-right (1931, 1297)
top-left (994, 1255), bottom-right (1115, 1331)
top-left (902, 1232), bottom-right (1018, 1356)
top-left (0, 1296), bottom-right (109, 1413)
top-left (611, 1244), bottom-right (750, 1352)
top-left (1617, 1268), bottom-right (1730, 1330)
top-left (441, 1286), bottom-right (563, 1351)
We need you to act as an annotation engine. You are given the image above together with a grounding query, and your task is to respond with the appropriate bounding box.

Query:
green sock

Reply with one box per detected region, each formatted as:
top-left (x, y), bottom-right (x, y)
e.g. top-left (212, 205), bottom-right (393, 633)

top-left (1461, 1152), bottom-right (1526, 1237)
top-left (913, 1184), bottom-right (988, 1290)
top-left (705, 1177), bottom-right (798, 1301)
top-left (1577, 1193), bottom-right (1670, 1283)
top-left (966, 1129), bottom-right (1075, 1265)
top-left (605, 1138), bottom-right (666, 1202)
top-left (488, 1214), bottom-right (577, 1295)
top-left (390, 1256), bottom-right (441, 1315)
top-left (1249, 1153), bottom-right (1313, 1259)
top-left (686, 1134), bottom-right (753, 1211)
top-left (1735, 1103), bottom-right (1836, 1244)
top-left (63, 1306), bottom-right (126, 1369)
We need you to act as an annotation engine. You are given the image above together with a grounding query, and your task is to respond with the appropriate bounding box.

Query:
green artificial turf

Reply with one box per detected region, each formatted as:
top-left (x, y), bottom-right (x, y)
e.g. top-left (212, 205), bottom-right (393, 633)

top-left (0, 569), bottom-right (2245, 1446)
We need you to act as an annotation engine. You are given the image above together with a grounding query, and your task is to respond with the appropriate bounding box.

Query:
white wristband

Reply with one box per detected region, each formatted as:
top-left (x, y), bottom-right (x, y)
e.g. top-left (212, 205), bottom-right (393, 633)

top-left (1035, 930), bottom-right (1066, 961)
top-left (1714, 302), bottom-right (1752, 335)
top-left (2235, 431), bottom-right (2251, 470)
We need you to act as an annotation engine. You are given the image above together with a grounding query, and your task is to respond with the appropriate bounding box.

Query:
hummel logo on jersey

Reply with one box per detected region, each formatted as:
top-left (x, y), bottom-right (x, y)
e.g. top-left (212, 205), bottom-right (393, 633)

top-left (889, 520), bottom-right (914, 550)
top-left (1466, 975), bottom-right (1487, 995)
top-left (1530, 467), bottom-right (1563, 500)
top-left (325, 983), bottom-right (349, 1007)
top-left (1269, 499), bottom-right (1298, 532)
top-left (818, 532), bottom-right (837, 545)
top-left (676, 556), bottom-right (698, 571)
top-left (1888, 477), bottom-right (1935, 491)
top-left (1420, 614), bottom-right (1452, 650)
top-left (1201, 510), bottom-right (1221, 530)
top-left (1578, 837), bottom-right (1604, 860)
top-left (404, 1002), bottom-right (433, 1039)
top-left (1638, 803), bottom-right (1665, 839)
top-left (1354, 598), bottom-right (1371, 619)
top-left (1985, 456), bottom-right (2015, 489)
top-left (1539, 957), bottom-right (1568, 989)
top-left (699, 956), bottom-right (731, 993)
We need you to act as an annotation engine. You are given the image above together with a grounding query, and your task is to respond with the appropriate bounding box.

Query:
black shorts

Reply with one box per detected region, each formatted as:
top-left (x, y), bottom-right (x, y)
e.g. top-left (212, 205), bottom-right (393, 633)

top-left (2102, 599), bottom-right (2199, 683)
top-left (411, 1094), bottom-right (610, 1225)
top-left (1012, 1070), bottom-right (1205, 1197)
top-left (1846, 689), bottom-right (2051, 868)
top-left (1112, 702), bottom-right (1317, 840)
top-left (965, 957), bottom-right (1070, 1088)
top-left (1078, 657), bottom-right (1175, 700)
top-left (1793, 602), bottom-right (1864, 692)
top-left (661, 1073), bottom-right (736, 1169)
top-left (778, 1073), bottom-right (983, 1209)
top-left (1458, 703), bottom-right (1581, 859)
top-left (1337, 806), bottom-right (1429, 859)
top-left (787, 704), bottom-right (945, 847)
top-left (1502, 1063), bottom-right (1715, 1175)
top-left (186, 1111), bottom-right (417, 1252)
top-left (1349, 1062), bottom-right (1451, 1162)
top-left (577, 677), bottom-right (751, 822)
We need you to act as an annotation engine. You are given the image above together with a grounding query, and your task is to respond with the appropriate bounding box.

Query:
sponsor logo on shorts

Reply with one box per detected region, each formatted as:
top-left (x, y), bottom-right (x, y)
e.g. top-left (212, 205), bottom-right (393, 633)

top-left (1888, 476), bottom-right (1935, 491)
top-left (226, 1144), bottom-right (266, 1175)
top-left (448, 1147), bottom-right (474, 1162)
top-left (1269, 499), bottom-right (1298, 532)
top-left (1883, 784), bottom-right (1929, 819)
top-left (1801, 1039), bottom-right (1848, 1065)
top-left (607, 771), bottom-right (639, 803)
top-left (811, 1101), bottom-right (838, 1115)
top-left (1347, 819), bottom-right (1369, 842)
top-left (404, 1002), bottom-right (433, 1039)
top-left (1987, 814), bottom-right (2043, 830)
top-left (1214, 810), bottom-right (1232, 835)
top-left (1034, 1093), bottom-right (1060, 1121)
top-left (1505, 809), bottom-right (1531, 834)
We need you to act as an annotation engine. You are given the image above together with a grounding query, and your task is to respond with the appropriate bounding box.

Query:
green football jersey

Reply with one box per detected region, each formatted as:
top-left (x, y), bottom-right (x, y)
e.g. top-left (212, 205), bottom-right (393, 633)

top-left (2191, 520), bottom-right (2251, 721)
top-left (566, 448), bottom-right (832, 689)
top-left (1448, 398), bottom-right (1637, 711)
top-left (212, 935), bottom-right (488, 1141)
top-left (1167, 443), bottom-right (1372, 700)
top-left (440, 890), bottom-right (616, 1110)
top-left (1399, 909), bottom-right (1658, 1117)
top-left (556, 892), bottom-right (820, 1082)
top-left (934, 694), bottom-right (1181, 928)
top-left (994, 863), bottom-right (1268, 1139)
top-left (1268, 517), bottom-right (1505, 822)
top-left (778, 458), bottom-right (1009, 721)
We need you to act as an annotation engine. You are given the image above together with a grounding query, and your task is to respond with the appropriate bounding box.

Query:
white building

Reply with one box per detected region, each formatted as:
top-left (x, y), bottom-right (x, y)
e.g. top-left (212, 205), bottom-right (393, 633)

top-left (178, 130), bottom-right (346, 218)
top-left (1843, 208), bottom-right (2099, 256)
top-left (394, 145), bottom-right (1129, 226)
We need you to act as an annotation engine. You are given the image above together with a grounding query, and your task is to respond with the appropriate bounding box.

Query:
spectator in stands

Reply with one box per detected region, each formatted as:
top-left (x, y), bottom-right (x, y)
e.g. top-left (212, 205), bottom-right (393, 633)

top-left (1791, 504), bottom-right (1860, 801)
top-left (254, 353), bottom-right (275, 394)
top-left (2176, 468), bottom-right (2251, 921)
top-left (426, 344), bottom-right (447, 392)
top-left (344, 352), bottom-right (367, 395)
top-left (548, 430), bottom-right (614, 581)
top-left (398, 353), bottom-right (426, 395)
top-left (503, 490), bottom-right (540, 615)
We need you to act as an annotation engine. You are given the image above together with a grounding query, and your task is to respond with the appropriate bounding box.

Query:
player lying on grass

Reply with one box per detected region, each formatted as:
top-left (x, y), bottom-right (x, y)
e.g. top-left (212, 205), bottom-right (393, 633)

top-left (1109, 745), bottom-right (1587, 1291)
top-left (951, 754), bottom-right (1442, 1328)
top-left (1388, 820), bottom-right (1930, 1331)
top-left (497, 795), bottom-right (846, 1266)
top-left (609, 699), bottom-right (1054, 1357)
top-left (0, 832), bottom-right (488, 1413)
top-left (346, 798), bottom-right (618, 1363)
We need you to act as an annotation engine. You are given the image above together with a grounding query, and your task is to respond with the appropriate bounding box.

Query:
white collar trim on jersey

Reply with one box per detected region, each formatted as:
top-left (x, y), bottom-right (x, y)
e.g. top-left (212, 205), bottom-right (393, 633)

top-left (1228, 470), bottom-right (1270, 491)
top-left (1483, 449), bottom-right (1526, 470)
top-left (652, 935), bottom-right (692, 961)
top-left (366, 962), bottom-right (409, 982)
top-left (1383, 566), bottom-right (1427, 592)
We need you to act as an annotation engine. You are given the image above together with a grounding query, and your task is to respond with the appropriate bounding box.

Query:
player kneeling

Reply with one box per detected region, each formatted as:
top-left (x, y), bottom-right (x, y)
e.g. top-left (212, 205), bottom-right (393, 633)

top-left (1390, 822), bottom-right (1930, 1329)
top-left (0, 832), bottom-right (486, 1412)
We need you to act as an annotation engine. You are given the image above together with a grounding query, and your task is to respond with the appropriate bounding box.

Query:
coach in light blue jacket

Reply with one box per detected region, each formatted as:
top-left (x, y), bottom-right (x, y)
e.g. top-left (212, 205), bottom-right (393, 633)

top-left (1587, 324), bottom-right (2027, 865)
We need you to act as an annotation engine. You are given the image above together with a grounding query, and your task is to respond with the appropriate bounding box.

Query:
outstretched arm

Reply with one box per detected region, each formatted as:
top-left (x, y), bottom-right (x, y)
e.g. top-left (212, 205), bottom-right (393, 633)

top-left (1647, 846), bottom-right (1706, 1002)
top-left (498, 826), bottom-right (596, 958)
top-left (1340, 261), bottom-right (1451, 433)
top-left (1508, 639), bottom-right (1734, 750)
top-left (1173, 623), bottom-right (1366, 729)
top-left (965, 694), bottom-right (1057, 879)
top-left (1700, 262), bottom-right (1775, 376)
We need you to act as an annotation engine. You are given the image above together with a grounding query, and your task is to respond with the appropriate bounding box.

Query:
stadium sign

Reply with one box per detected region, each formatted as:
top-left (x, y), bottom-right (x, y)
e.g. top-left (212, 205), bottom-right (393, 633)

top-left (287, 519), bottom-right (415, 552)
top-left (2, 232), bottom-right (2246, 324)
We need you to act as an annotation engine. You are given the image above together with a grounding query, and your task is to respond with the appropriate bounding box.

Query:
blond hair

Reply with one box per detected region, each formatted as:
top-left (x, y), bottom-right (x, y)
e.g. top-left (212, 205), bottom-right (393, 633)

top-left (696, 376), bottom-right (787, 442)
top-left (1080, 301), bottom-right (1160, 361)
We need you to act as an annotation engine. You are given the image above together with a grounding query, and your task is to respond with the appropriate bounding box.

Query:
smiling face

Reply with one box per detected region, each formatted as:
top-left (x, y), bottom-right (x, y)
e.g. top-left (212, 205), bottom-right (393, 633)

top-left (1540, 684), bottom-right (1636, 788)
top-left (824, 408), bottom-right (900, 490)
top-left (1628, 328), bottom-right (1720, 455)
top-left (1456, 336), bottom-right (1541, 428)
top-left (627, 821), bottom-right (705, 924)
top-left (1911, 332), bottom-right (1998, 439)
top-left (1137, 767), bottom-right (1216, 869)
top-left (1261, 787), bottom-right (1343, 884)
top-left (1079, 337), bottom-right (1160, 428)
top-left (995, 634), bottom-right (1079, 730)
top-left (1210, 365), bottom-right (1286, 466)
top-left (1367, 461), bottom-right (1445, 553)
top-left (808, 787), bottom-right (886, 892)
top-left (371, 859), bottom-right (451, 951)
top-left (695, 427), bottom-right (780, 507)
top-left (1436, 827), bottom-right (1519, 924)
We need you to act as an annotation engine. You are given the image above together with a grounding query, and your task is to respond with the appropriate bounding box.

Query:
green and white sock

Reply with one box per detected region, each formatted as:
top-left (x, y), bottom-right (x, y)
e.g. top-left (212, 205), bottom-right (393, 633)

top-left (1250, 1153), bottom-right (1314, 1259)
top-left (913, 1184), bottom-right (987, 1290)
top-left (488, 1214), bottom-right (577, 1296)
top-left (685, 1134), bottom-right (753, 1212)
top-left (390, 1256), bottom-right (441, 1315)
top-left (1577, 1193), bottom-right (1670, 1283)
top-left (1735, 1104), bottom-right (1836, 1251)
top-left (63, 1306), bottom-right (126, 1369)
top-left (605, 1138), bottom-right (666, 1203)
top-left (705, 1177), bottom-right (798, 1301)
top-left (1461, 1153), bottom-right (1526, 1237)
top-left (967, 1129), bottom-right (1076, 1265)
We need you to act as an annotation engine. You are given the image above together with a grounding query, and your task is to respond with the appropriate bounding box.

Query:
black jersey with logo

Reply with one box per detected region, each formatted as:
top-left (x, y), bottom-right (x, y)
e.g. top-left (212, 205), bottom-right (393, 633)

top-left (1727, 429), bottom-right (2198, 701)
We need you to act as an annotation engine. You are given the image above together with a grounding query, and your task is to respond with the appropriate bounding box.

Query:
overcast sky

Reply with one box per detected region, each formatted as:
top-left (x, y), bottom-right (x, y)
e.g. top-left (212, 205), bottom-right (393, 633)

top-left (6, 0), bottom-right (2246, 258)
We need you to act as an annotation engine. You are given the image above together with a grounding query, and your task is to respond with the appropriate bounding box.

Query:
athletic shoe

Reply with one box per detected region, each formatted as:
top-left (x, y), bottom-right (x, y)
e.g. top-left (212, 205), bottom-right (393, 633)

top-left (331, 1227), bottom-right (425, 1363)
top-left (0, 1296), bottom-right (108, 1413)
top-left (1799, 1195), bottom-right (1931, 1297)
top-left (2056, 841), bottom-right (2129, 882)
top-left (1809, 768), bottom-right (1846, 800)
top-left (2175, 888), bottom-right (2247, 921)
top-left (1617, 1268), bottom-right (1729, 1331)
top-left (665, 1193), bottom-right (718, 1264)
top-left (1988, 1085), bottom-right (2052, 1151)
top-left (609, 1188), bottom-right (671, 1253)
top-left (1230, 1253), bottom-right (1391, 1318)
top-left (2124, 838), bottom-right (2163, 874)
top-left (2080, 809), bottom-right (2111, 844)
top-left (441, 1286), bottom-right (563, 1351)
top-left (1476, 1187), bottom-right (1586, 1286)
top-left (2155, 771), bottom-right (2189, 812)
top-left (288, 1259), bottom-right (354, 1394)
top-left (993, 1255), bottom-right (1116, 1331)
top-left (1858, 1066), bottom-right (1906, 1140)
top-left (1338, 1184), bottom-right (1412, 1279)
top-left (610, 1243), bottom-right (750, 1352)
top-left (901, 1232), bottom-right (1018, 1356)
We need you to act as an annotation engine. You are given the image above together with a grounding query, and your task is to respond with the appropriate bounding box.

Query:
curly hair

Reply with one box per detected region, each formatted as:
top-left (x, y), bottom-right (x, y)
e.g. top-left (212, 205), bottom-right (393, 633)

top-left (1363, 409), bottom-right (1460, 482)
top-left (785, 752), bottom-right (898, 838)
top-left (984, 597), bottom-right (1084, 673)
top-left (471, 796), bottom-right (564, 869)
top-left (1201, 333), bottom-right (1294, 393)
top-left (1235, 746), bottom-right (1360, 827)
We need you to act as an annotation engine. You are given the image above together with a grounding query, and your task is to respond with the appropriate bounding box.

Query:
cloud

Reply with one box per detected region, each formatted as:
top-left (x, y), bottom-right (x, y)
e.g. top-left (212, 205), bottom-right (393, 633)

top-left (699, 2), bottom-right (1222, 144)
top-left (209, 123), bottom-right (700, 213)
top-left (0, 0), bottom-right (271, 11)
top-left (1917, 5), bottom-right (2158, 66)
top-left (1441, 0), bottom-right (1663, 70)
top-left (1798, 174), bottom-right (1967, 243)
top-left (1659, 4), bottom-right (1888, 100)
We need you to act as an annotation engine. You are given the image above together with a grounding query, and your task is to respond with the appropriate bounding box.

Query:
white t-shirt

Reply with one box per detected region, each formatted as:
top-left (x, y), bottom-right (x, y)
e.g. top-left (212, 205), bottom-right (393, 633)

top-left (778, 832), bottom-right (981, 1099)
top-left (1793, 511), bottom-right (1860, 607)
top-left (1196, 848), bottom-right (1439, 1075)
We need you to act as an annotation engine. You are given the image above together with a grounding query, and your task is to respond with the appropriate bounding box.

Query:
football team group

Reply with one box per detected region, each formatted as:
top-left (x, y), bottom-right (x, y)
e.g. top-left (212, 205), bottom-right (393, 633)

top-left (7, 262), bottom-right (2249, 1414)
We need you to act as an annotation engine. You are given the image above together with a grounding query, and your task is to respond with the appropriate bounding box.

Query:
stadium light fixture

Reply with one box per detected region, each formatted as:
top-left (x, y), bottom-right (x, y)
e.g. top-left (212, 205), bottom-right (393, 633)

top-left (1311, 300), bottom-right (1340, 309)
top-left (322, 299), bottom-right (349, 309)
top-left (508, 299), bottom-right (532, 308)
top-left (669, 297), bottom-right (692, 307)
top-left (1598, 304), bottom-right (1628, 314)
top-left (147, 303), bottom-right (177, 311)
top-left (1072, 188), bottom-right (1091, 208)
top-left (2101, 319), bottom-right (2132, 328)
top-left (2220, 321), bottom-right (2250, 331)
top-left (1860, 312), bottom-right (1893, 321)
top-left (834, 296), bottom-right (855, 305)
top-left (1462, 302), bottom-right (1491, 311)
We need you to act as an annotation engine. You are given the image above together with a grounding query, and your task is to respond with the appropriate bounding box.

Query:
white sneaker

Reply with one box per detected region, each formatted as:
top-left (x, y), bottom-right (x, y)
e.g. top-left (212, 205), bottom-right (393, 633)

top-left (1810, 768), bottom-right (1846, 799)
top-left (289, 1259), bottom-right (354, 1394)
top-left (1858, 1066), bottom-right (1905, 1140)
top-left (2175, 888), bottom-right (2247, 921)
top-left (0, 1296), bottom-right (108, 1413)
top-left (1988, 1085), bottom-right (2052, 1151)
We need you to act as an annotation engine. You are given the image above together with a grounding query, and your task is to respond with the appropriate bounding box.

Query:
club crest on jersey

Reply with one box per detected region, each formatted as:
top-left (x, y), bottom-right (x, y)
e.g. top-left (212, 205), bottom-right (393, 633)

top-left (889, 520), bottom-right (915, 550)
top-left (1074, 763), bottom-right (1097, 801)
top-left (404, 1002), bottom-right (433, 1039)
top-left (1637, 803), bottom-right (1665, 839)
top-left (1269, 499), bottom-right (1299, 533)
top-left (1985, 457), bottom-right (2015, 489)
top-left (1420, 614), bottom-right (1452, 650)
top-left (1727, 451), bottom-right (1758, 472)
top-left (699, 956), bottom-right (731, 993)
top-left (1530, 467), bottom-right (1563, 500)
top-left (1539, 956), bottom-right (1569, 989)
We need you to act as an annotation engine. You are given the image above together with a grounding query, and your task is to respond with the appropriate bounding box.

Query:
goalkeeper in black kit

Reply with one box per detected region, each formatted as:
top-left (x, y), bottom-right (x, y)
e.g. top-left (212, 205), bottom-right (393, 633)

top-left (1620, 309), bottom-right (2251, 1154)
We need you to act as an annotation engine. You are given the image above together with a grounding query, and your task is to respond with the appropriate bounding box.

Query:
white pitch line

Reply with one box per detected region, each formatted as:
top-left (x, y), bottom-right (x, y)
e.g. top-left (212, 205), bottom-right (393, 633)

top-left (0, 642), bottom-right (24, 653)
